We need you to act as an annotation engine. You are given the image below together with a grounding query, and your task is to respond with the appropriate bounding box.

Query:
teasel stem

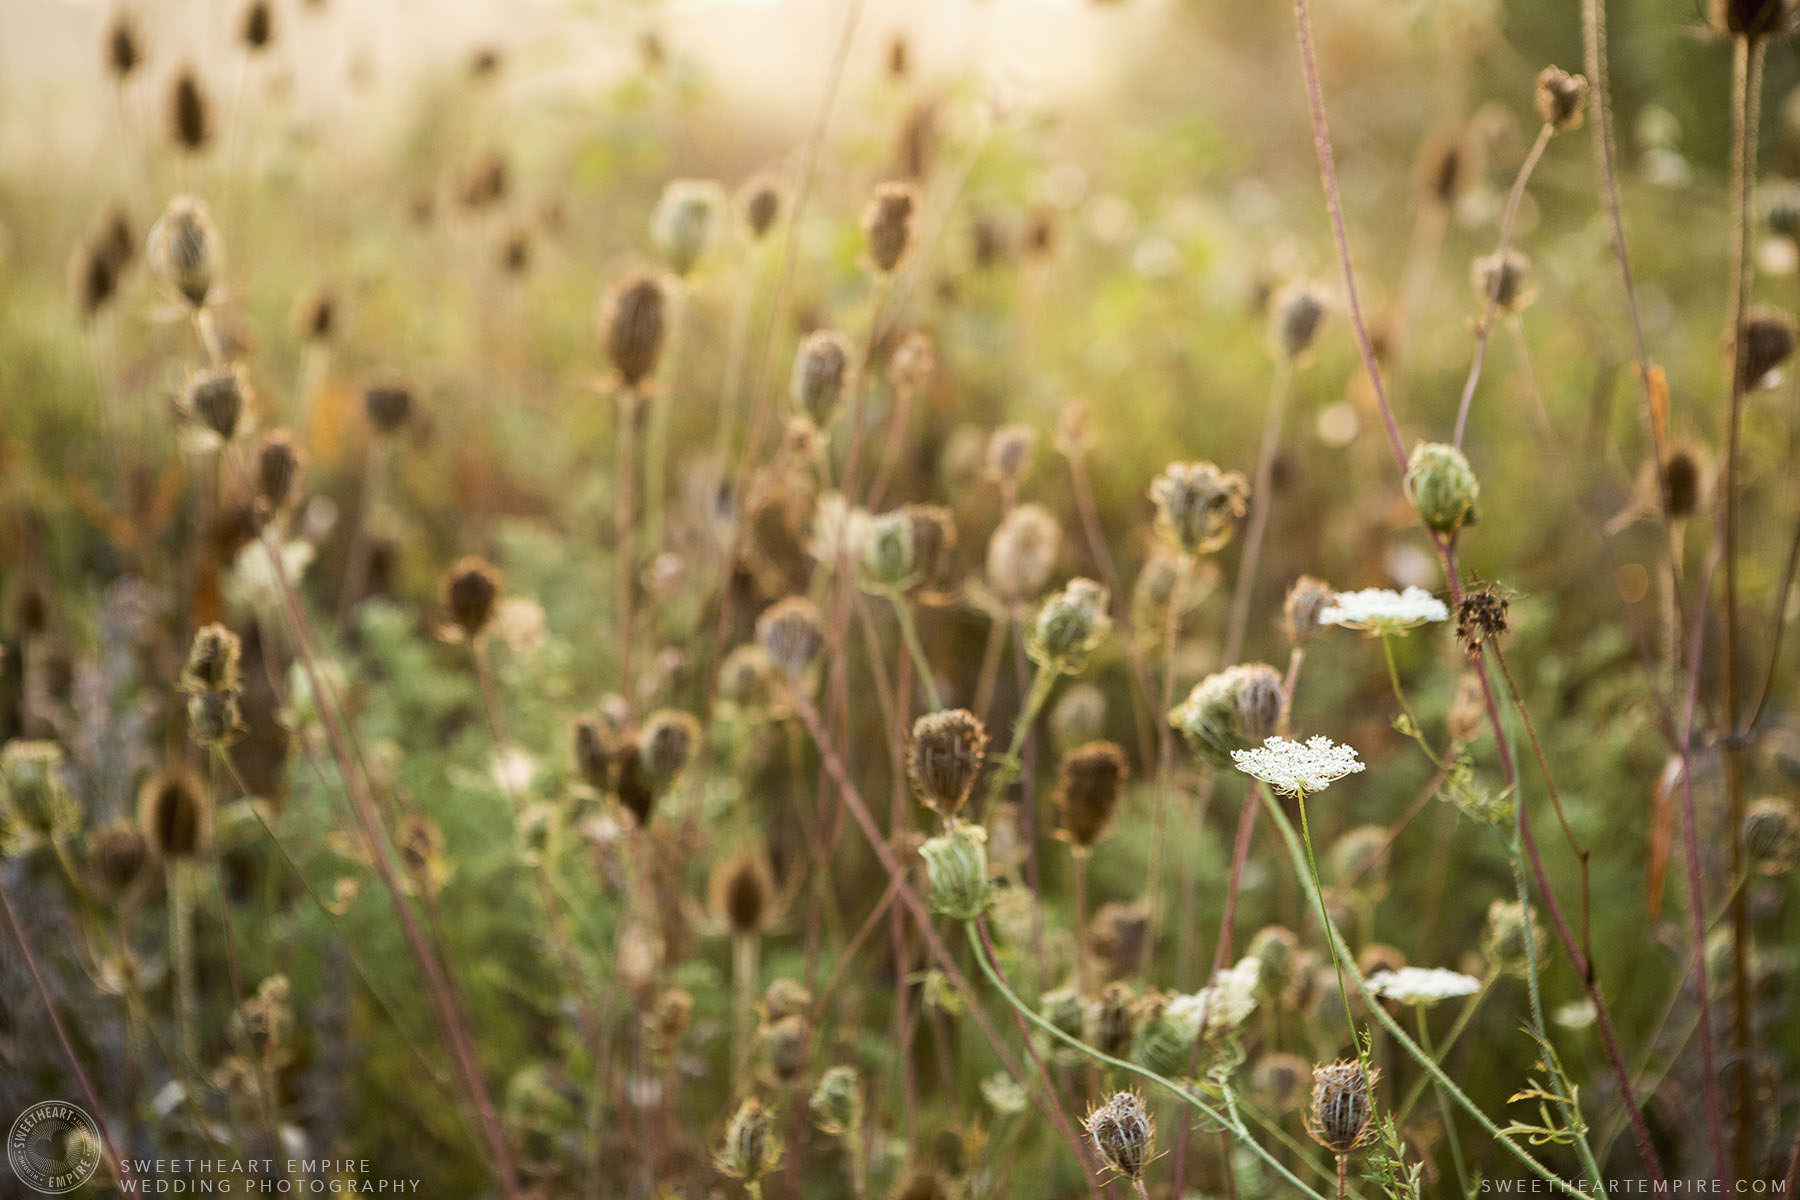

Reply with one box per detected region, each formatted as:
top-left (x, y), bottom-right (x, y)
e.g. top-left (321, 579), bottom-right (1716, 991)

top-left (1720, 32), bottom-right (1765, 1181)
top-left (0, 876), bottom-right (139, 1192)
top-left (731, 929), bottom-right (759, 1085)
top-left (165, 858), bottom-right (200, 1066)
top-left (1452, 121), bottom-right (1553, 450)
top-left (1225, 357), bottom-right (1292, 658)
top-left (616, 383), bottom-right (641, 713)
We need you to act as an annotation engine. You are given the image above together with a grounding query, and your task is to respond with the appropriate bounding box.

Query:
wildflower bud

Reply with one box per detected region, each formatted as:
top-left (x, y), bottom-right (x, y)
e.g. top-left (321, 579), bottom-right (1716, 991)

top-left (186, 365), bottom-right (248, 442)
top-left (107, 12), bottom-right (142, 79)
top-left (187, 688), bottom-right (243, 747)
top-left (790, 329), bottom-right (856, 427)
top-left (442, 556), bottom-right (501, 640)
top-left (1150, 461), bottom-right (1250, 556)
top-left (86, 820), bottom-right (151, 903)
top-left (255, 431), bottom-right (301, 515)
top-left (644, 987), bottom-right (694, 1055)
top-left (241, 1), bottom-right (274, 50)
top-left (1661, 447), bottom-right (1705, 520)
top-left (986, 503), bottom-right (1063, 601)
top-left (572, 715), bottom-right (615, 791)
top-left (1744, 797), bottom-right (1800, 874)
top-left (715, 1098), bottom-right (781, 1184)
top-left (1171, 663), bottom-right (1286, 767)
top-left (2, 742), bottom-right (79, 838)
top-left (908, 709), bottom-right (989, 818)
top-left (862, 180), bottom-right (919, 274)
top-left (1481, 898), bottom-right (1547, 975)
top-left (599, 272), bottom-right (668, 390)
top-left (810, 1064), bottom-right (864, 1137)
top-left (638, 709), bottom-right (699, 789)
top-left (738, 173), bottom-right (785, 240)
top-left (364, 383), bottom-right (414, 435)
top-left (757, 597), bottom-right (827, 676)
top-left (1471, 249), bottom-right (1533, 314)
top-left (170, 67), bottom-right (210, 152)
top-left (149, 195), bottom-right (221, 309)
top-left (1029, 578), bottom-right (1111, 671)
top-left (758, 1013), bottom-right (809, 1083)
top-left (986, 425), bottom-right (1036, 489)
top-left (138, 768), bottom-right (209, 859)
top-left (1055, 741), bottom-right (1128, 851)
top-left (762, 977), bottom-right (814, 1022)
top-left (1711, 0), bottom-right (1790, 36)
top-left (650, 179), bottom-right (726, 277)
top-left (1271, 282), bottom-right (1329, 361)
top-left (859, 510), bottom-right (917, 591)
top-left (1405, 442), bottom-right (1480, 535)
top-left (1737, 307), bottom-right (1798, 390)
top-left (184, 623), bottom-right (242, 693)
top-left (712, 850), bottom-right (776, 935)
top-left (919, 822), bottom-right (994, 919)
top-left (1284, 575), bottom-right (1334, 646)
top-left (1085, 1091), bottom-right (1154, 1181)
top-left (1535, 66), bottom-right (1588, 131)
top-left (1308, 1062), bottom-right (1376, 1154)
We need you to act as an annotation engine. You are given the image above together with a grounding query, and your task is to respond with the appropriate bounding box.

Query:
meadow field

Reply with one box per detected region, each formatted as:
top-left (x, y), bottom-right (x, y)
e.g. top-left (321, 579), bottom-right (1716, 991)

top-left (2, 0), bottom-right (1799, 1196)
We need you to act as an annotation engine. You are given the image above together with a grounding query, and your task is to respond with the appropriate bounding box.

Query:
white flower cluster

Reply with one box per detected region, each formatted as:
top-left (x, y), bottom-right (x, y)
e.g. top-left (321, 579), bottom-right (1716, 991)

top-left (1167, 956), bottom-right (1262, 1039)
top-left (1365, 966), bottom-right (1482, 1007)
top-left (1320, 586), bottom-right (1448, 635)
top-left (1231, 735), bottom-right (1365, 796)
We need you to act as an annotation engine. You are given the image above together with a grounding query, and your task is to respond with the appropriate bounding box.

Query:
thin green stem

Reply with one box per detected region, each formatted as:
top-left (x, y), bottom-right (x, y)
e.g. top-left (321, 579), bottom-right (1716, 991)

top-left (888, 591), bottom-right (944, 712)
top-left (1416, 1006), bottom-right (1471, 1196)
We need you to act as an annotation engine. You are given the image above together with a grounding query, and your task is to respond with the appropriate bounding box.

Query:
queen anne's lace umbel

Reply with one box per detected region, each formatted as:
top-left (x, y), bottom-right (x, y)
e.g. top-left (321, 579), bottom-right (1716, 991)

top-left (1364, 966), bottom-right (1482, 1007)
top-left (1230, 735), bottom-right (1365, 795)
top-left (1319, 586), bottom-right (1449, 634)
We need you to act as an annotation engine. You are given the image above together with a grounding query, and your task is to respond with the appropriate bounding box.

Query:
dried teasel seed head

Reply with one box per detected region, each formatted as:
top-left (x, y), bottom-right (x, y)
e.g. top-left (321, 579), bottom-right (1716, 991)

top-left (1710, 0), bottom-right (1793, 36)
top-left (571, 715), bottom-right (616, 792)
top-left (187, 688), bottom-right (243, 748)
top-left (1744, 797), bottom-right (1800, 874)
top-left (1271, 281), bottom-right (1329, 361)
top-left (908, 709), bottom-right (989, 817)
top-left (186, 364), bottom-right (249, 442)
top-left (650, 179), bottom-right (726, 277)
top-left (1055, 741), bottom-right (1129, 851)
top-left (1084, 1091), bottom-right (1154, 1181)
top-left (1284, 575), bottom-right (1334, 646)
top-left (183, 622), bottom-right (242, 693)
top-left (613, 734), bottom-right (656, 826)
top-left (148, 195), bottom-right (221, 309)
top-left (986, 503), bottom-right (1063, 601)
top-left (1416, 128), bottom-right (1472, 209)
top-left (86, 820), bottom-right (151, 903)
top-left (1308, 1061), bottom-right (1377, 1154)
top-left (107, 10), bottom-right (142, 79)
top-left (1660, 446), bottom-right (1706, 520)
top-left (789, 329), bottom-right (856, 428)
top-left (1405, 442), bottom-right (1480, 535)
top-left (638, 709), bottom-right (700, 788)
top-left (1086, 981), bottom-right (1138, 1056)
top-left (363, 382), bottom-right (414, 435)
top-left (1150, 461), bottom-right (1249, 557)
top-left (1736, 307), bottom-right (1798, 390)
top-left (919, 823), bottom-right (994, 919)
top-left (138, 767), bottom-right (210, 859)
top-left (599, 272), bottom-right (669, 390)
top-left (715, 1097), bottom-right (781, 1183)
top-left (902, 503), bottom-right (958, 595)
top-left (441, 556), bottom-right (502, 640)
top-left (738, 173), bottom-right (786, 240)
top-left (712, 850), bottom-right (777, 935)
top-left (757, 596), bottom-right (827, 675)
top-left (863, 180), bottom-right (919, 274)
top-left (1471, 249), bottom-right (1534, 314)
top-left (169, 67), bottom-right (210, 152)
top-left (240, 1), bottom-right (274, 51)
top-left (256, 431), bottom-right (302, 515)
top-left (1535, 66), bottom-right (1588, 131)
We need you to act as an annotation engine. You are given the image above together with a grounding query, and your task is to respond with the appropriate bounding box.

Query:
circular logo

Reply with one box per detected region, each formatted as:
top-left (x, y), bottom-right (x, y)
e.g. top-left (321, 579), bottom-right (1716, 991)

top-left (8, 1101), bottom-right (103, 1195)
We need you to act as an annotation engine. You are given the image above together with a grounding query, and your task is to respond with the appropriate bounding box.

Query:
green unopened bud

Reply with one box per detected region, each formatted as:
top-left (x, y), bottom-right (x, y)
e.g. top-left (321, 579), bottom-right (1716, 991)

top-left (650, 179), bottom-right (726, 277)
top-left (1170, 663), bottom-right (1285, 768)
top-left (1029, 578), bottom-right (1111, 672)
top-left (809, 1064), bottom-right (864, 1137)
top-left (2, 741), bottom-right (80, 840)
top-left (859, 510), bottom-right (917, 591)
top-left (1405, 442), bottom-right (1480, 535)
top-left (920, 822), bottom-right (994, 920)
top-left (1149, 461), bottom-right (1249, 556)
top-left (716, 1098), bottom-right (781, 1184)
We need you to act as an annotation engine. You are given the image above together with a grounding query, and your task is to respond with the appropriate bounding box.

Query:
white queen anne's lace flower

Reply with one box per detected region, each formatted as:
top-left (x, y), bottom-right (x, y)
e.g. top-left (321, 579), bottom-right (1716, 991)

top-left (1320, 586), bottom-right (1448, 635)
top-left (1167, 956), bottom-right (1262, 1039)
top-left (1231, 735), bottom-right (1364, 796)
top-left (1365, 966), bottom-right (1482, 1007)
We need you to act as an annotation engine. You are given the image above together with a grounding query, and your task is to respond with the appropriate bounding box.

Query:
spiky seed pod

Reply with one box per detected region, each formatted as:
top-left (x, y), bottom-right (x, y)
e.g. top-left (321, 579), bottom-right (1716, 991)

top-left (1284, 575), bottom-right (1334, 646)
top-left (762, 977), bottom-right (814, 1022)
top-left (1405, 442), bottom-right (1480, 535)
top-left (715, 1097), bottom-right (781, 1184)
top-left (240, 2), bottom-right (274, 50)
top-left (1308, 1062), bottom-right (1376, 1154)
top-left (1737, 308), bottom-right (1798, 389)
top-left (712, 850), bottom-right (776, 935)
top-left (138, 768), bottom-right (209, 859)
top-left (1455, 586), bottom-right (1510, 657)
top-left (902, 504), bottom-right (957, 594)
top-left (600, 273), bottom-right (668, 390)
top-left (1149, 461), bottom-right (1250, 556)
top-left (1744, 797), bottom-right (1800, 874)
top-left (907, 709), bottom-right (988, 817)
top-left (863, 180), bottom-right (919, 273)
top-left (363, 383), bottom-right (413, 434)
top-left (650, 179), bottom-right (726, 277)
top-left (255, 431), bottom-right (301, 515)
top-left (183, 623), bottom-right (242, 693)
top-left (86, 820), bottom-right (151, 903)
top-left (442, 557), bottom-right (501, 640)
top-left (638, 709), bottom-right (699, 788)
top-left (809, 1064), bottom-right (864, 1137)
top-left (1170, 662), bottom-right (1286, 767)
top-left (757, 596), bottom-right (826, 675)
top-left (187, 688), bottom-right (243, 748)
top-left (107, 12), bottom-right (142, 79)
top-left (1711, 0), bottom-right (1791, 36)
top-left (738, 173), bottom-right (785, 240)
top-left (918, 823), bottom-right (993, 919)
top-left (986, 502), bottom-right (1063, 601)
top-left (1085, 1091), bottom-right (1154, 1180)
top-left (789, 329), bottom-right (856, 427)
top-left (186, 365), bottom-right (248, 442)
top-left (1029, 577), bottom-right (1111, 670)
top-left (1535, 66), bottom-right (1588, 131)
top-left (1471, 249), bottom-right (1534, 314)
top-left (1087, 981), bottom-right (1137, 1057)
top-left (716, 645), bottom-right (776, 710)
top-left (572, 715), bottom-right (615, 792)
top-left (758, 1013), bottom-right (810, 1083)
top-left (1661, 447), bottom-right (1705, 520)
top-left (613, 735), bottom-right (656, 825)
top-left (148, 196), bottom-right (221, 309)
top-left (1271, 281), bottom-right (1329, 361)
top-left (169, 68), bottom-right (210, 152)
top-left (1055, 741), bottom-right (1129, 851)
top-left (643, 987), bottom-right (694, 1055)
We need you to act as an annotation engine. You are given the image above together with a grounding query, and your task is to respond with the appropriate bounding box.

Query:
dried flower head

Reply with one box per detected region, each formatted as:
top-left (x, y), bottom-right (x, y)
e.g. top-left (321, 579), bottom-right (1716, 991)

top-left (986, 503), bottom-right (1062, 601)
top-left (1084, 1091), bottom-right (1154, 1181)
top-left (757, 596), bottom-right (826, 675)
top-left (148, 195), bottom-right (221, 309)
top-left (600, 272), bottom-right (669, 390)
top-left (1087, 900), bottom-right (1152, 981)
top-left (442, 556), bottom-right (501, 640)
top-left (1150, 461), bottom-right (1249, 556)
top-left (1030, 578), bottom-right (1111, 671)
top-left (571, 715), bottom-right (615, 792)
top-left (1660, 446), bottom-right (1707, 520)
top-left (613, 735), bottom-right (656, 826)
top-left (1737, 307), bottom-right (1798, 390)
top-left (638, 709), bottom-right (700, 788)
top-left (650, 179), bottom-right (726, 276)
top-left (1308, 1062), bottom-right (1377, 1154)
top-left (138, 767), bottom-right (210, 859)
top-left (1471, 249), bottom-right (1535, 314)
top-left (254, 431), bottom-right (302, 516)
top-left (902, 504), bottom-right (958, 595)
top-left (1710, 0), bottom-right (1793, 37)
top-left (863, 180), bottom-right (919, 274)
top-left (715, 1097), bottom-right (781, 1184)
top-left (86, 820), bottom-right (151, 903)
top-left (107, 11), bottom-right (142, 79)
top-left (1055, 741), bottom-right (1129, 851)
top-left (1087, 980), bottom-right (1138, 1057)
top-left (1253, 1053), bottom-right (1312, 1113)
top-left (1231, 735), bottom-right (1365, 796)
top-left (170, 67), bottom-right (210, 152)
top-left (2, 742), bottom-right (79, 839)
top-left (1170, 663), bottom-right (1286, 767)
top-left (711, 849), bottom-right (777, 934)
top-left (908, 709), bottom-right (988, 817)
top-left (790, 329), bottom-right (856, 428)
top-left (1416, 128), bottom-right (1471, 209)
top-left (1456, 585), bottom-right (1510, 656)
top-left (1405, 442), bottom-right (1480, 535)
top-left (362, 383), bottom-right (413, 435)
top-left (738, 173), bottom-right (786, 240)
top-left (186, 364), bottom-right (249, 442)
top-left (1743, 797), bottom-right (1800, 874)
top-left (1535, 66), bottom-right (1589, 131)
top-left (888, 331), bottom-right (938, 395)
top-left (241, 1), bottom-right (274, 51)
top-left (183, 623), bottom-right (242, 693)
top-left (1284, 575), bottom-right (1334, 646)
top-left (643, 987), bottom-right (694, 1055)
top-left (1271, 281), bottom-right (1329, 361)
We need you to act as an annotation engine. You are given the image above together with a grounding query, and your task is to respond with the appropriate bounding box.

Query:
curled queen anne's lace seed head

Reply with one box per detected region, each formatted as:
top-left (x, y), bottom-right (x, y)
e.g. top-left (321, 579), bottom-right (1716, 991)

top-left (1231, 735), bottom-right (1365, 796)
